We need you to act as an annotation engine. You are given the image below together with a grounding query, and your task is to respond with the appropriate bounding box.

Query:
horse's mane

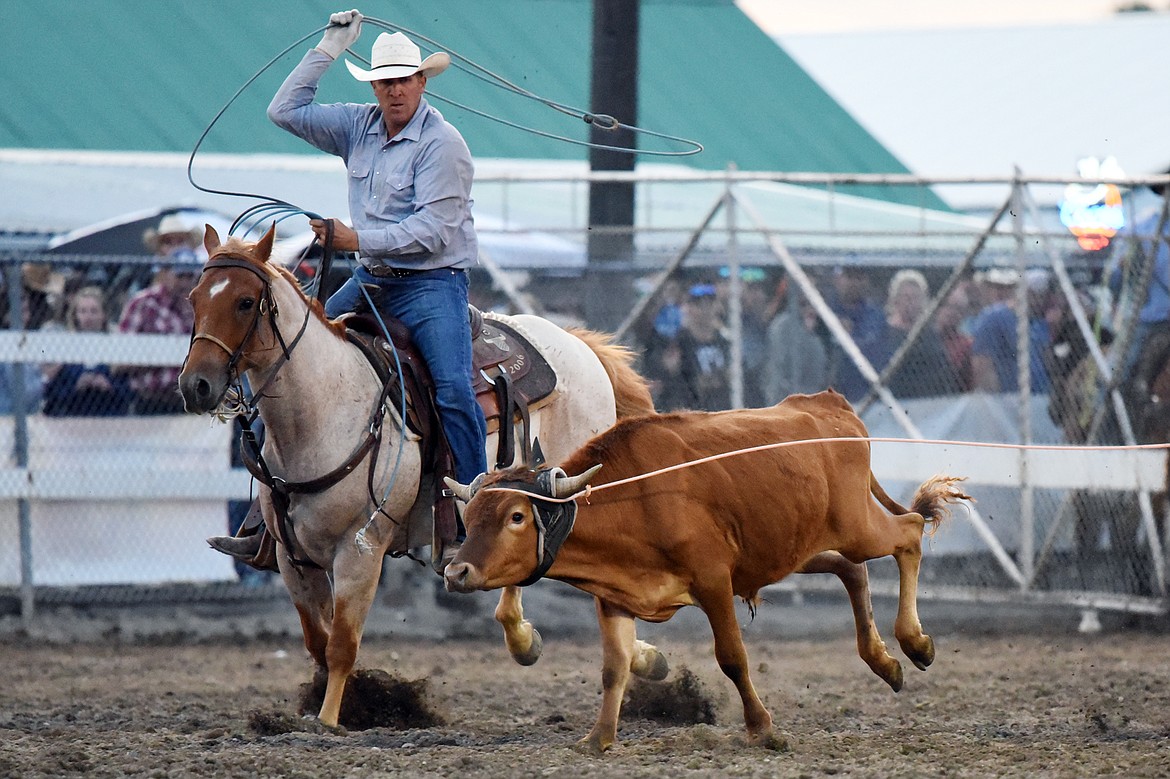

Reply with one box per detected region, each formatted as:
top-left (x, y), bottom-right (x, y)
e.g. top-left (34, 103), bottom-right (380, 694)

top-left (210, 238), bottom-right (346, 340)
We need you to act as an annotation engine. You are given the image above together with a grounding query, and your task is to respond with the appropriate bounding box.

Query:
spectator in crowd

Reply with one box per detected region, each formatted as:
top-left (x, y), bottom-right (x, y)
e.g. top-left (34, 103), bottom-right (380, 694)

top-left (1106, 182), bottom-right (1170, 382)
top-left (18, 263), bottom-right (65, 331)
top-left (0, 266), bottom-right (62, 413)
top-left (970, 267), bottom-right (1053, 394)
top-left (730, 269), bottom-right (774, 408)
top-left (872, 270), bottom-right (960, 398)
top-left (763, 285), bottom-right (828, 404)
top-left (934, 281), bottom-right (976, 392)
top-left (42, 286), bottom-right (134, 417)
top-left (639, 277), bottom-right (687, 409)
top-left (117, 216), bottom-right (203, 414)
top-left (674, 283), bottom-right (732, 411)
top-left (824, 265), bottom-right (886, 401)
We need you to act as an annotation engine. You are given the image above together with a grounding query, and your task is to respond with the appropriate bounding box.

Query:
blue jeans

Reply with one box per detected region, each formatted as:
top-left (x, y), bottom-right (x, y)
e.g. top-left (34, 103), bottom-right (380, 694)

top-left (325, 266), bottom-right (488, 485)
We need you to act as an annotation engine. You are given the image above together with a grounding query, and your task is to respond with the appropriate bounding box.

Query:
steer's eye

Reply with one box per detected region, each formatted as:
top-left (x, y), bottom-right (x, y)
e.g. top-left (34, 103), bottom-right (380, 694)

top-left (510, 512), bottom-right (525, 525)
top-left (238, 297), bottom-right (256, 313)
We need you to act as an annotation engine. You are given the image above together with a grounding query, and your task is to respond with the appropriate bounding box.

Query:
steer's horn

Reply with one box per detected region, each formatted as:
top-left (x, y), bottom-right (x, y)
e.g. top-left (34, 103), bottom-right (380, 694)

top-left (550, 464), bottom-right (603, 499)
top-left (443, 473), bottom-right (484, 503)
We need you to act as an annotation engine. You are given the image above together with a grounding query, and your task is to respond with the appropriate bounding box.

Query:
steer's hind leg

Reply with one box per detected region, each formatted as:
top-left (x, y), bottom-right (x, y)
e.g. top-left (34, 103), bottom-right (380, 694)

top-left (797, 551), bottom-right (903, 691)
top-left (889, 514), bottom-right (935, 670)
top-left (495, 586), bottom-right (542, 666)
top-left (837, 505), bottom-right (935, 672)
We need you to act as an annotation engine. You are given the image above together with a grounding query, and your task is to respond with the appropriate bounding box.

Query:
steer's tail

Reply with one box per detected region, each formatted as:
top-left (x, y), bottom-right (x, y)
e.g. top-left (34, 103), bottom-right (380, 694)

top-left (569, 327), bottom-right (656, 418)
top-left (870, 472), bottom-right (971, 535)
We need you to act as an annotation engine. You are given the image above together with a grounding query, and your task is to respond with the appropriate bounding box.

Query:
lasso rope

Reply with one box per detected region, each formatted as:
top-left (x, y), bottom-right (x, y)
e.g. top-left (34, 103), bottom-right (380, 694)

top-left (187, 17), bottom-right (702, 227)
top-left (482, 435), bottom-right (1170, 504)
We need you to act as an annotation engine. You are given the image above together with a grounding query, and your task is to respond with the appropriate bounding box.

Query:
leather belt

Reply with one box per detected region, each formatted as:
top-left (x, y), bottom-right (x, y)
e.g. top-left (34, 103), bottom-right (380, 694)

top-left (365, 262), bottom-right (426, 279)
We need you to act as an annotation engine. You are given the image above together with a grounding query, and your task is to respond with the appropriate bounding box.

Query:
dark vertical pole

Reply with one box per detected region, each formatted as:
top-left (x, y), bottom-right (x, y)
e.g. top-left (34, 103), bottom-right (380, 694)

top-left (585, 0), bottom-right (638, 331)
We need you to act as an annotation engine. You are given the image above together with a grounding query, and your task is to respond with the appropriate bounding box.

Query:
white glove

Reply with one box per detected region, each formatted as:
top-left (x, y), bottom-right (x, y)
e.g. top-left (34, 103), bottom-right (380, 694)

top-left (316, 9), bottom-right (363, 60)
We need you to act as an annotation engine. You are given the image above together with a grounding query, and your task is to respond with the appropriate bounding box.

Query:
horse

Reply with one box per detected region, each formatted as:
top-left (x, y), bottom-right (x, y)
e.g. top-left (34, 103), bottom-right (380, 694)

top-left (178, 223), bottom-right (655, 729)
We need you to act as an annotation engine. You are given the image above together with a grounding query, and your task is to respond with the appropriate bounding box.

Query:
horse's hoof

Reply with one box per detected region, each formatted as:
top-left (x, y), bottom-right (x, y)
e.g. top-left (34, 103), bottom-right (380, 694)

top-left (299, 715), bottom-right (346, 736)
top-left (634, 650), bottom-right (669, 681)
top-left (511, 627), bottom-right (543, 667)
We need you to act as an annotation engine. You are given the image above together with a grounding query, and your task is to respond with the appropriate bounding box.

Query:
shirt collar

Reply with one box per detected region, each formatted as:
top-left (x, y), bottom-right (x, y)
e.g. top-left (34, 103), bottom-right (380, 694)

top-left (373, 97), bottom-right (431, 144)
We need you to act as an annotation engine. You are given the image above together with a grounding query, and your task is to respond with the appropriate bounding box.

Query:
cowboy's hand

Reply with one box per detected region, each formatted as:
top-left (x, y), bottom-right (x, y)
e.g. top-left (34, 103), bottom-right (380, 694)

top-left (309, 218), bottom-right (360, 252)
top-left (316, 9), bottom-right (363, 59)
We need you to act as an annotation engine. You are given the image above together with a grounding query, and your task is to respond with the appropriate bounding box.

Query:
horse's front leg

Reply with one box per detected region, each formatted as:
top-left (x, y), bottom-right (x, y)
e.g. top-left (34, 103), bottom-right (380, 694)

top-left (495, 586), bottom-right (543, 666)
top-left (313, 542), bottom-right (386, 730)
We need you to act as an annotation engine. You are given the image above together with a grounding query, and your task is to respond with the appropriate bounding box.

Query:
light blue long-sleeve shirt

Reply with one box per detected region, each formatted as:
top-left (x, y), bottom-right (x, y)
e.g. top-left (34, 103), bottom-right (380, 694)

top-left (267, 50), bottom-right (478, 272)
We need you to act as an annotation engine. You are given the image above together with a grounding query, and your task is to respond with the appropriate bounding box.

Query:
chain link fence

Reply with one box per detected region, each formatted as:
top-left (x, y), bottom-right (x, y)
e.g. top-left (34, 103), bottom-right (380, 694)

top-left (2, 172), bottom-right (1168, 625)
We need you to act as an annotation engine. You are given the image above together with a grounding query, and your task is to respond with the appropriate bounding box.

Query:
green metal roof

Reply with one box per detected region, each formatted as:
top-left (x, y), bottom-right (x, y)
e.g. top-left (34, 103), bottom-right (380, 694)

top-left (2, 0), bottom-right (945, 209)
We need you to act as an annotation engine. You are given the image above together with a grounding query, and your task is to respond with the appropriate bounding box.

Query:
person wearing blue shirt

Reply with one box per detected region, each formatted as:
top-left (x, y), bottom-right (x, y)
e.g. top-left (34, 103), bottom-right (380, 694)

top-left (1106, 185), bottom-right (1170, 381)
top-left (824, 265), bottom-right (886, 402)
top-left (970, 268), bottom-right (1053, 394)
top-left (266, 11), bottom-right (487, 564)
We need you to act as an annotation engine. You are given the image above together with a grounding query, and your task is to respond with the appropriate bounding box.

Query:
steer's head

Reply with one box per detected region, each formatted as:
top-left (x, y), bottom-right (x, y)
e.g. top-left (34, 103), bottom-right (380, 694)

top-left (442, 462), bottom-right (602, 593)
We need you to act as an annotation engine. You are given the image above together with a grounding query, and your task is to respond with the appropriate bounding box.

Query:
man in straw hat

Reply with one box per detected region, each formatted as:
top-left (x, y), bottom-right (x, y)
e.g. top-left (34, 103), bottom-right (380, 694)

top-left (265, 10), bottom-right (486, 569)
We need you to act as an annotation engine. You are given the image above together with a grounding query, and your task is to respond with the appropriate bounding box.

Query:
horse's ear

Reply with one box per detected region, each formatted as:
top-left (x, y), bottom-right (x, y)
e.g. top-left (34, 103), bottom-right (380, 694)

top-left (203, 224), bottom-right (221, 254)
top-left (255, 222), bottom-right (277, 262)
top-left (530, 438), bottom-right (546, 469)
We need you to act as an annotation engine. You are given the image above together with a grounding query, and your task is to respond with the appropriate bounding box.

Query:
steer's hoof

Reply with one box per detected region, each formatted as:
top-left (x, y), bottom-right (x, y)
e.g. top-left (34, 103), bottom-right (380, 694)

top-left (909, 635), bottom-right (935, 671)
top-left (750, 729), bottom-right (790, 752)
top-left (574, 734), bottom-right (612, 755)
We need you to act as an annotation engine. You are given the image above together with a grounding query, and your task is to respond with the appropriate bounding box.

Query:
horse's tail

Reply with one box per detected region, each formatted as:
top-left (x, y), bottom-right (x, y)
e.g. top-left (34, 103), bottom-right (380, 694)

top-left (568, 327), bottom-right (656, 418)
top-left (870, 472), bottom-right (970, 536)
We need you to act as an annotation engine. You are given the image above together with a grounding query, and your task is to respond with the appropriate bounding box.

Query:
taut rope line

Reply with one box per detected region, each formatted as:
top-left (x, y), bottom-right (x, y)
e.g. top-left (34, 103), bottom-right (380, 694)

top-left (482, 435), bottom-right (1170, 504)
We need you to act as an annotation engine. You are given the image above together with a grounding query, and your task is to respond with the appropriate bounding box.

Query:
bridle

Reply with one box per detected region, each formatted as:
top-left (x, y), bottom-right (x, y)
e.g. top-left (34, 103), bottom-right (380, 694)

top-left (188, 254), bottom-right (309, 414)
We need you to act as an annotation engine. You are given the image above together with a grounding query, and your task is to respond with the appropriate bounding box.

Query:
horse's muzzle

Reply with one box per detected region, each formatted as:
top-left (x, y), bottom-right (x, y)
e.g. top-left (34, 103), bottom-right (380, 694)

top-left (178, 369), bottom-right (226, 414)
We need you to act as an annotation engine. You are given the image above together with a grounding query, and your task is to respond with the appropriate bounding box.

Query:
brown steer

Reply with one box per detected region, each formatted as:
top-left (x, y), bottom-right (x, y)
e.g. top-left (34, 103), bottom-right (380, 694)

top-left (444, 390), bottom-right (969, 752)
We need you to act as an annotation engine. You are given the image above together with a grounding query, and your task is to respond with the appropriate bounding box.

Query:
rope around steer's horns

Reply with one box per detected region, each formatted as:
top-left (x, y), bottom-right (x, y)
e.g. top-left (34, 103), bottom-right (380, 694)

top-left (445, 434), bottom-right (1170, 506)
top-left (444, 464), bottom-right (602, 504)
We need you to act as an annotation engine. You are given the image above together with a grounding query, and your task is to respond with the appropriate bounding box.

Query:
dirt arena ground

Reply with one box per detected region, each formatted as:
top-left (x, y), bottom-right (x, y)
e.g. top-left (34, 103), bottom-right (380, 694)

top-left (2, 585), bottom-right (1169, 778)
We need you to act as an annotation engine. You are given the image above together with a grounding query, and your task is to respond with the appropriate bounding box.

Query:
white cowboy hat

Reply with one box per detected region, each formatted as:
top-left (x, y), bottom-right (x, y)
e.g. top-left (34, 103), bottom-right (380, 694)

top-left (345, 32), bottom-right (450, 82)
top-left (143, 213), bottom-right (203, 253)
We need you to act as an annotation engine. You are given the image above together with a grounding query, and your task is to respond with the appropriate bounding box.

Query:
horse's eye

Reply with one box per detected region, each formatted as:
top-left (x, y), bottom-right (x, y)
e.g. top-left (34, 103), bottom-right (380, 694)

top-left (238, 298), bottom-right (256, 313)
top-left (510, 512), bottom-right (525, 525)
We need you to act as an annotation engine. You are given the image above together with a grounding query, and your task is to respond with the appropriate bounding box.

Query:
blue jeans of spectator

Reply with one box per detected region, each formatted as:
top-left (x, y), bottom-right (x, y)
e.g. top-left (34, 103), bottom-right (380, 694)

top-left (325, 266), bottom-right (488, 485)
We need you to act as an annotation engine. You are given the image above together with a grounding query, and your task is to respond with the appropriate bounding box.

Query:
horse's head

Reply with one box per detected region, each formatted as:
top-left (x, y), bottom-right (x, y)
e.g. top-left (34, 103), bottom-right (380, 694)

top-left (178, 223), bottom-right (284, 414)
